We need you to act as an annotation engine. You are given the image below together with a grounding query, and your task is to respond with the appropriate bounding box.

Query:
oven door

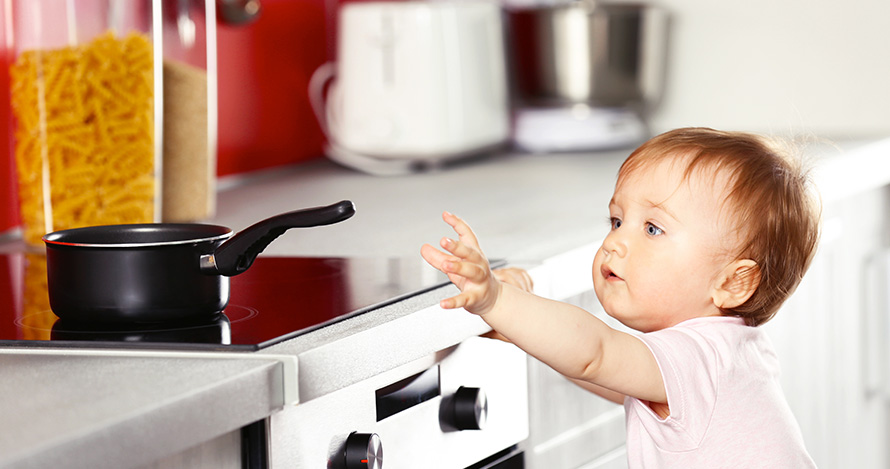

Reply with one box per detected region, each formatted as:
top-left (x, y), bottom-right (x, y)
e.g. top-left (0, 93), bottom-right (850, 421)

top-left (268, 337), bottom-right (529, 468)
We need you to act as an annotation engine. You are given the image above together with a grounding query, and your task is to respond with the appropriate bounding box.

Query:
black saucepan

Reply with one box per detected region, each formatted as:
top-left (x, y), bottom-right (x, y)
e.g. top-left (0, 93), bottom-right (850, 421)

top-left (42, 200), bottom-right (355, 324)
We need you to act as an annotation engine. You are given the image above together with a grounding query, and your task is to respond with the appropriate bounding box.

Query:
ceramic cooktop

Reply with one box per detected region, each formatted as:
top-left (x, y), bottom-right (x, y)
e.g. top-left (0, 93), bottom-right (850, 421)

top-left (0, 253), bottom-right (458, 351)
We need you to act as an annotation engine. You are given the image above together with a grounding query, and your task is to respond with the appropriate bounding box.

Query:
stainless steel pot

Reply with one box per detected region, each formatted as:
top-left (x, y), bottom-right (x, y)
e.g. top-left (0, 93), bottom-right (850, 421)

top-left (507, 1), bottom-right (668, 109)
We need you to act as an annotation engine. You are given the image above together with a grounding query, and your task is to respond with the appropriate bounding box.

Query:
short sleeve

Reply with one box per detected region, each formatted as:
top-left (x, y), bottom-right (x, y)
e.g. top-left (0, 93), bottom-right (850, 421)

top-left (626, 327), bottom-right (719, 451)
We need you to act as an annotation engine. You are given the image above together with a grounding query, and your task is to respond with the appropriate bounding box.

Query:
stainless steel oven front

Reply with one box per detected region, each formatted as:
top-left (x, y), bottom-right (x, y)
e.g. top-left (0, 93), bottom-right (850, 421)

top-left (269, 337), bottom-right (528, 468)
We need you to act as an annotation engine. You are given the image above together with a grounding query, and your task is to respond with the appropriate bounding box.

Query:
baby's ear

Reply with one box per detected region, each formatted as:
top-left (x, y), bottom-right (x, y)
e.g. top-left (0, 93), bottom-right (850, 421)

top-left (711, 260), bottom-right (760, 309)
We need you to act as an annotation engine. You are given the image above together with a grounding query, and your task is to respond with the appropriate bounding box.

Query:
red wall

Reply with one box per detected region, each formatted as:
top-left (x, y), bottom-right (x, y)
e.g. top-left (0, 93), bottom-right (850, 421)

top-left (0, 0), bottom-right (332, 232)
top-left (1, 7), bottom-right (17, 233)
top-left (216, 0), bottom-right (330, 176)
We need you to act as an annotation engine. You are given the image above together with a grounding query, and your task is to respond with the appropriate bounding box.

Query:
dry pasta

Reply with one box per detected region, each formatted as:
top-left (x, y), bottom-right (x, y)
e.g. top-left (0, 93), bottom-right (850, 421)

top-left (10, 31), bottom-right (156, 246)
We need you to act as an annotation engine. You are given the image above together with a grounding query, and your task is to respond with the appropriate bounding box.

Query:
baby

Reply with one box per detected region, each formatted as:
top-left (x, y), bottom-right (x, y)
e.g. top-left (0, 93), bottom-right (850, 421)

top-left (421, 128), bottom-right (820, 467)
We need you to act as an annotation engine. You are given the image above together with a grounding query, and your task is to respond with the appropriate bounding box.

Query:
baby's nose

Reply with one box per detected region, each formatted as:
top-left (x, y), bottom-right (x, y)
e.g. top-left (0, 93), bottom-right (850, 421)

top-left (601, 231), bottom-right (627, 257)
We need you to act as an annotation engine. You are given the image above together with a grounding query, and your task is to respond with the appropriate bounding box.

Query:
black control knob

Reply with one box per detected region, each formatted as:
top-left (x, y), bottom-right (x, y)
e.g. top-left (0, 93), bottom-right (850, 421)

top-left (451, 386), bottom-right (487, 430)
top-left (344, 432), bottom-right (383, 469)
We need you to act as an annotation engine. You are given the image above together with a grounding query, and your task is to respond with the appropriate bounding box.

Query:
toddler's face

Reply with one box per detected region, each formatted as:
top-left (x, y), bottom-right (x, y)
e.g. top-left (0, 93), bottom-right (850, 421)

top-left (592, 157), bottom-right (739, 332)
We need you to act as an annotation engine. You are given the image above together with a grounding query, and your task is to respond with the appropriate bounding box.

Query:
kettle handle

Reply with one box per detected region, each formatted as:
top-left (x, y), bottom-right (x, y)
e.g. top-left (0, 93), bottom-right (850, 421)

top-left (308, 62), bottom-right (338, 139)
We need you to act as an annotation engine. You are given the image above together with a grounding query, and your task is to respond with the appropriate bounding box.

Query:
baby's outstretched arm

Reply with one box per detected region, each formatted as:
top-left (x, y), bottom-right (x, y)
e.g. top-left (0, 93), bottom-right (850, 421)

top-left (422, 212), bottom-right (666, 406)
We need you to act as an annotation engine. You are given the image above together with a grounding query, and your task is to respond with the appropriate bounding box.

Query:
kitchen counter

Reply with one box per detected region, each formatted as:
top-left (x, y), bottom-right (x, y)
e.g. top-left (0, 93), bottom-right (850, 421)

top-left (0, 350), bottom-right (291, 469)
top-left (210, 150), bottom-right (619, 261)
top-left (1, 136), bottom-right (889, 468)
top-left (207, 137), bottom-right (890, 260)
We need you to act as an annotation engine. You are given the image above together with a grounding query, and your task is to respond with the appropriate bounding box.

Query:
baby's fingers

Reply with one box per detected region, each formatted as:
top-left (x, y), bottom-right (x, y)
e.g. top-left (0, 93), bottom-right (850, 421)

top-left (421, 243), bottom-right (463, 276)
top-left (421, 243), bottom-right (448, 267)
top-left (442, 212), bottom-right (482, 251)
top-left (439, 237), bottom-right (487, 266)
top-left (442, 258), bottom-right (489, 284)
top-left (440, 291), bottom-right (474, 310)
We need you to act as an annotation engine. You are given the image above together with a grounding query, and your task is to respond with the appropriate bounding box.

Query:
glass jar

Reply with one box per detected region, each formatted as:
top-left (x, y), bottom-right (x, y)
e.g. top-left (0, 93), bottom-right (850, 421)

top-left (159, 0), bottom-right (218, 223)
top-left (8, 0), bottom-right (217, 246)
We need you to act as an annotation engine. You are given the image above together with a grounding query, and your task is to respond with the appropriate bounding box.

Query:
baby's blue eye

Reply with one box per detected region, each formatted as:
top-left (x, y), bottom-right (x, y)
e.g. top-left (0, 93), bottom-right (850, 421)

top-left (610, 218), bottom-right (622, 230)
top-left (646, 223), bottom-right (664, 236)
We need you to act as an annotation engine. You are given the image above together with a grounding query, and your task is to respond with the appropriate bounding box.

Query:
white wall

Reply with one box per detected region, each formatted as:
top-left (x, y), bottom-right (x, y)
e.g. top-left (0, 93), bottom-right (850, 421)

top-left (644, 0), bottom-right (890, 138)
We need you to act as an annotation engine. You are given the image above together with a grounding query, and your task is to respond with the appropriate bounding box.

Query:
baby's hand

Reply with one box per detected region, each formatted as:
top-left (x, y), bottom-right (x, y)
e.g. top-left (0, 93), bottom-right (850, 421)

top-left (420, 212), bottom-right (501, 315)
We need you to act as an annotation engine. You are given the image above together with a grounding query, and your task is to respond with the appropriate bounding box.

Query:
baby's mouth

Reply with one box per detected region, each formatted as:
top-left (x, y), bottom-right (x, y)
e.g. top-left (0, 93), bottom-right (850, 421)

top-left (602, 265), bottom-right (622, 281)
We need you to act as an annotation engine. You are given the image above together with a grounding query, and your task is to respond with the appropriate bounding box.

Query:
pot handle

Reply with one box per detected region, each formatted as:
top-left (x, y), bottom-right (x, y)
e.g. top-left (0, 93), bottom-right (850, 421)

top-left (206, 200), bottom-right (356, 276)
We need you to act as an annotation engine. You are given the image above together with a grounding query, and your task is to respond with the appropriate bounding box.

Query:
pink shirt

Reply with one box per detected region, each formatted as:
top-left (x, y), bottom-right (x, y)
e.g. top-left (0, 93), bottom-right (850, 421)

top-left (624, 316), bottom-right (816, 468)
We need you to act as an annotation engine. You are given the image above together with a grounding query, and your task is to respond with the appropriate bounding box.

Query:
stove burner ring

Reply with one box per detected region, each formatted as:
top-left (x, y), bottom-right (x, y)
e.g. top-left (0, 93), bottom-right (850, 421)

top-left (224, 304), bottom-right (260, 324)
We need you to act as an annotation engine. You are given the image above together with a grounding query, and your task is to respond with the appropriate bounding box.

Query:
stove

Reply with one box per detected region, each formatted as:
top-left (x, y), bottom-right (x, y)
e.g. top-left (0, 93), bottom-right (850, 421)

top-left (1, 251), bottom-right (528, 468)
top-left (0, 252), bottom-right (456, 351)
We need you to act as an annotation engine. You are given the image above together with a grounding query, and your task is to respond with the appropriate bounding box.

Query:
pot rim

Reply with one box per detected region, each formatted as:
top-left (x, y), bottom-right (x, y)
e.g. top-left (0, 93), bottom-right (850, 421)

top-left (43, 224), bottom-right (235, 248)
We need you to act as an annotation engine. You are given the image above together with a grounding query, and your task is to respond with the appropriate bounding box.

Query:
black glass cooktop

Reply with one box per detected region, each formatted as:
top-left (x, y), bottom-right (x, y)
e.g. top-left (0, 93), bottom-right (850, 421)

top-left (0, 252), bottom-right (459, 351)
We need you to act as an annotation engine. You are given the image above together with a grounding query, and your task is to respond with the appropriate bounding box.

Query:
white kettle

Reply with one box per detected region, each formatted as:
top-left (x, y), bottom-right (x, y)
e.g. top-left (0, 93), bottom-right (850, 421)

top-left (310, 1), bottom-right (510, 175)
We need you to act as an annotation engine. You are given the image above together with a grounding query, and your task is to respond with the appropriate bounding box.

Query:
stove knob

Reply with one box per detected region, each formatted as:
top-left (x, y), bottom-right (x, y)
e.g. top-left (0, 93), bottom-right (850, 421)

top-left (344, 432), bottom-right (383, 469)
top-left (451, 386), bottom-right (487, 430)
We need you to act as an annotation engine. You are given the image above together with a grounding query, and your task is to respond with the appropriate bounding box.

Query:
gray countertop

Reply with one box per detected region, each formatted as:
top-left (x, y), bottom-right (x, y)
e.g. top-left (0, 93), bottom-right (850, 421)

top-left (208, 149), bottom-right (626, 261)
top-left (2, 137), bottom-right (889, 468)
top-left (0, 349), bottom-right (289, 469)
top-left (208, 138), bottom-right (890, 259)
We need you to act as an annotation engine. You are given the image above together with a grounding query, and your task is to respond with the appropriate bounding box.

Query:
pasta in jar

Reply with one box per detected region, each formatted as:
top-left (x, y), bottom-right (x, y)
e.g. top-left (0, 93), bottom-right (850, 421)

top-left (10, 31), bottom-right (156, 246)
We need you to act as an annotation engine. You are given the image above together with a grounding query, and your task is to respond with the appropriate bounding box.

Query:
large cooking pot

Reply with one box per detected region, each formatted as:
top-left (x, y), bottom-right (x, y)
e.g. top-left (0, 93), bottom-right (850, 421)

top-left (506, 0), bottom-right (668, 108)
top-left (42, 200), bottom-right (355, 324)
